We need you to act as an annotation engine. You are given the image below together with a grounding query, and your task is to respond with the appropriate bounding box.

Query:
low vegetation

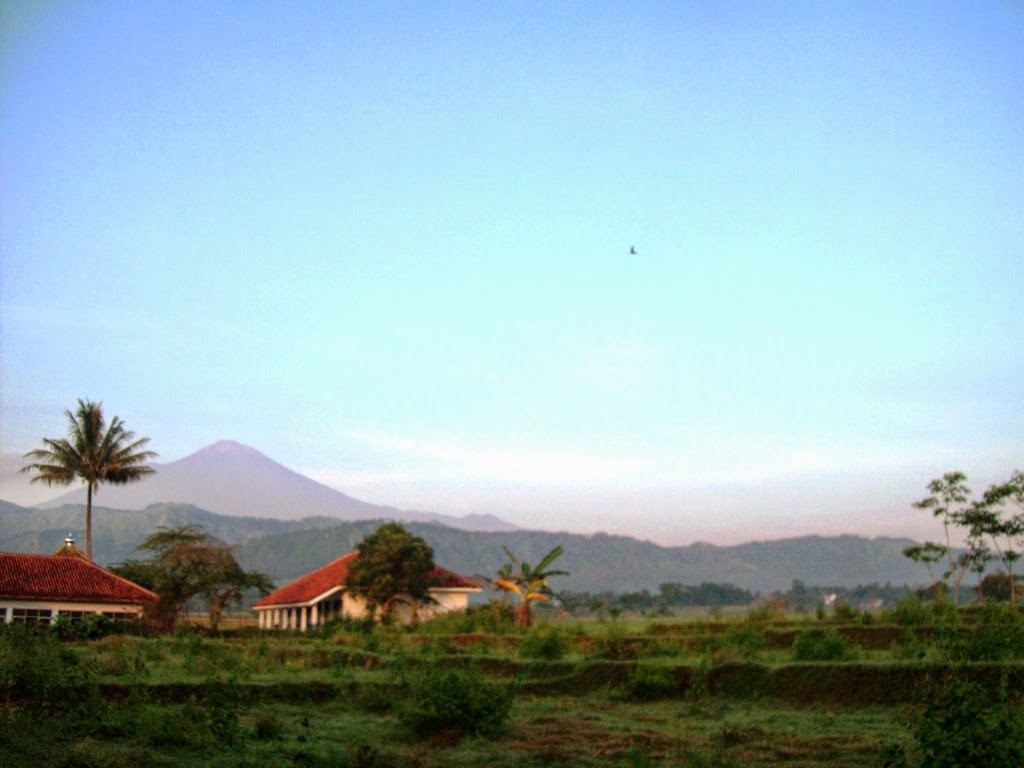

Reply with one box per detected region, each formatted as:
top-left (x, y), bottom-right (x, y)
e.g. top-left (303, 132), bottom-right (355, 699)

top-left (3, 596), bottom-right (1023, 767)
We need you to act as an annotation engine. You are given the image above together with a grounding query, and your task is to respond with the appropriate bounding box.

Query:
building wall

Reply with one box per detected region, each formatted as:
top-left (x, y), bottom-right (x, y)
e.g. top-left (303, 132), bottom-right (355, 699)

top-left (0, 599), bottom-right (146, 624)
top-left (255, 588), bottom-right (476, 631)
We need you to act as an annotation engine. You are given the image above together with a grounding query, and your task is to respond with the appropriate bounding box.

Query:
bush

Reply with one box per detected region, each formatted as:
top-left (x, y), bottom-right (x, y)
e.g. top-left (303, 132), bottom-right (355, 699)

top-left (396, 665), bottom-right (513, 738)
top-left (623, 664), bottom-right (678, 701)
top-left (885, 595), bottom-right (959, 628)
top-left (886, 597), bottom-right (931, 627)
top-left (702, 621), bottom-right (767, 662)
top-left (252, 711), bottom-right (285, 740)
top-left (519, 623), bottom-right (567, 660)
top-left (791, 628), bottom-right (855, 662)
top-left (0, 625), bottom-right (94, 704)
top-left (418, 603), bottom-right (517, 635)
top-left (907, 673), bottom-right (1024, 768)
top-left (592, 623), bottom-right (637, 660)
top-left (936, 602), bottom-right (1024, 662)
top-left (830, 602), bottom-right (859, 623)
top-left (317, 614), bottom-right (376, 639)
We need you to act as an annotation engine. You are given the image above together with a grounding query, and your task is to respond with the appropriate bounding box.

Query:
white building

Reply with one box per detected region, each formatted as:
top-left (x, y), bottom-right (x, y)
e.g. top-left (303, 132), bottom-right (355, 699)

top-left (253, 551), bottom-right (481, 630)
top-left (0, 542), bottom-right (156, 624)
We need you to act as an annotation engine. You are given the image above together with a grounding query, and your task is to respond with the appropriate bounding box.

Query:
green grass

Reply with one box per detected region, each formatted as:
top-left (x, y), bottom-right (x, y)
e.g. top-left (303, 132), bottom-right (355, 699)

top-left (0, 687), bottom-right (909, 767)
top-left (5, 608), bottom-right (1024, 767)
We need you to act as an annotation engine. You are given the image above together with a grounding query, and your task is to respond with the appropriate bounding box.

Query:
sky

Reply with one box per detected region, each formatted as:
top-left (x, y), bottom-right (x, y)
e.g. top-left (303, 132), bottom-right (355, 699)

top-left (1, 1), bottom-right (1022, 545)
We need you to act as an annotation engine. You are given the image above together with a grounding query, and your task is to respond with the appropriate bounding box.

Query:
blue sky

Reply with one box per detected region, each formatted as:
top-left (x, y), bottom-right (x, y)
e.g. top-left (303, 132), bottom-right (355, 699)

top-left (2, 1), bottom-right (1021, 544)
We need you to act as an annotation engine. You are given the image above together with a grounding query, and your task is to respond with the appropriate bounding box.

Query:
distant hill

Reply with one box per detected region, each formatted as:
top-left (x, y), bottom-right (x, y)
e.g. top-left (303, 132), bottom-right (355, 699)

top-left (0, 499), bottom-right (344, 566)
top-left (33, 440), bottom-right (516, 532)
top-left (0, 499), bottom-right (931, 593)
top-left (235, 524), bottom-right (930, 593)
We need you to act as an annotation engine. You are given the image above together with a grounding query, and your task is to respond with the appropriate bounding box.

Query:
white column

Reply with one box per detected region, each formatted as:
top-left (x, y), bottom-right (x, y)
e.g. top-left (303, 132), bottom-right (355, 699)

top-left (299, 606), bottom-right (308, 632)
top-left (311, 603), bottom-right (319, 628)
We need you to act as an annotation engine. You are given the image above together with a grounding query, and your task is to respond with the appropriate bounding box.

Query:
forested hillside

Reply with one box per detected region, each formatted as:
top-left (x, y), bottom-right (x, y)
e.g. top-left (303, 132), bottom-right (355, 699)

top-left (0, 500), bottom-right (929, 593)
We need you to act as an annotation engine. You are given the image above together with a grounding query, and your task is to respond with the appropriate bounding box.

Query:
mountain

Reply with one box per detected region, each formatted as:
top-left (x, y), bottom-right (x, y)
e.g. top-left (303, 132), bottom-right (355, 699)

top-left (33, 440), bottom-right (516, 532)
top-left (0, 499), bottom-right (344, 566)
top-left (234, 524), bottom-right (930, 593)
top-left (0, 499), bottom-right (931, 593)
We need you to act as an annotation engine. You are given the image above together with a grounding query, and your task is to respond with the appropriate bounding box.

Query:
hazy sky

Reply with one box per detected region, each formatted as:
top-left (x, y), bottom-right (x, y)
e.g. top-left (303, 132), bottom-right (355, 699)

top-left (2, 2), bottom-right (1022, 545)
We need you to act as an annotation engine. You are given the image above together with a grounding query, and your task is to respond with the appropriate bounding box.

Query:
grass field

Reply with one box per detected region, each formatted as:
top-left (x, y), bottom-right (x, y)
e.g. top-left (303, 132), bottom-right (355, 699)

top-left (2, 601), bottom-right (1022, 767)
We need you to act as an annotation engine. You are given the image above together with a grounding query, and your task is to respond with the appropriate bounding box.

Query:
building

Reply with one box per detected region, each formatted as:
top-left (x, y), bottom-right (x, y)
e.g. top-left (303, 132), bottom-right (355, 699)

top-left (252, 552), bottom-right (481, 630)
top-left (0, 541), bottom-right (157, 624)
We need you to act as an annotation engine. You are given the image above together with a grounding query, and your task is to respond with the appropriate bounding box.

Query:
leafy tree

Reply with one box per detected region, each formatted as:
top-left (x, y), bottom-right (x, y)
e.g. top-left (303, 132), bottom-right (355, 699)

top-left (345, 523), bottom-right (436, 621)
top-left (112, 524), bottom-right (273, 631)
top-left (493, 546), bottom-right (569, 627)
top-left (21, 398), bottom-right (156, 561)
top-left (978, 572), bottom-right (1018, 603)
top-left (910, 472), bottom-right (976, 603)
top-left (903, 542), bottom-right (948, 595)
top-left (967, 470), bottom-right (1024, 603)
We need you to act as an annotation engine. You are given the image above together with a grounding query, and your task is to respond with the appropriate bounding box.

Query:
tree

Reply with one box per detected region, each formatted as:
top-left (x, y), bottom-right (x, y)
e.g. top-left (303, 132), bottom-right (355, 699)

top-left (21, 398), bottom-right (156, 561)
top-left (111, 524), bottom-right (273, 631)
top-left (911, 472), bottom-right (975, 603)
top-left (967, 470), bottom-right (1024, 603)
top-left (903, 542), bottom-right (948, 596)
top-left (978, 572), bottom-right (1017, 603)
top-left (345, 523), bottom-right (436, 621)
top-left (202, 555), bottom-right (276, 633)
top-left (493, 546), bottom-right (569, 627)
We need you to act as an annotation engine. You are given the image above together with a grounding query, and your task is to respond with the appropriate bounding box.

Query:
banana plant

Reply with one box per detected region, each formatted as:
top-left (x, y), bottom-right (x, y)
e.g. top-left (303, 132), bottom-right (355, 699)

top-left (493, 545), bottom-right (569, 627)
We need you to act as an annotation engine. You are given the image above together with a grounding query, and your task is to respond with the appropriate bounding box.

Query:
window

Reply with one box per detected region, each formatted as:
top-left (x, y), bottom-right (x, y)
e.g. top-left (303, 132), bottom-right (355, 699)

top-left (11, 608), bottom-right (52, 624)
top-left (102, 611), bottom-right (135, 621)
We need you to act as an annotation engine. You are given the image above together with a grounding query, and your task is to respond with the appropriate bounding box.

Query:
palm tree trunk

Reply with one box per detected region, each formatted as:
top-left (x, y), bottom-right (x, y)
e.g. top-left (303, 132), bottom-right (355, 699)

top-left (86, 482), bottom-right (93, 561)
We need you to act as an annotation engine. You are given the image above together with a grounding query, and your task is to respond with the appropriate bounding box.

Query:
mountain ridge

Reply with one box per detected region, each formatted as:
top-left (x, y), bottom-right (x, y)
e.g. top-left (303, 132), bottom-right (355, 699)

top-left (0, 499), bottom-right (930, 593)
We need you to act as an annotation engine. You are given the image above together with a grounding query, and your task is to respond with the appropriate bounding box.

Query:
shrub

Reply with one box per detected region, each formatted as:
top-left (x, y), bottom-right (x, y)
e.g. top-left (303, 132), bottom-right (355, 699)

top-left (830, 602), bottom-right (859, 623)
top-left (317, 614), bottom-right (376, 639)
top-left (885, 595), bottom-right (959, 628)
top-left (791, 628), bottom-right (855, 662)
top-left (252, 711), bottom-right (285, 740)
top-left (418, 602), bottom-right (517, 635)
top-left (908, 673), bottom-right (1024, 768)
top-left (623, 664), bottom-right (678, 701)
top-left (396, 665), bottom-right (513, 738)
top-left (747, 598), bottom-right (789, 622)
top-left (519, 623), bottom-right (567, 660)
top-left (936, 602), bottom-right (1024, 662)
top-left (886, 596), bottom-right (931, 627)
top-left (592, 623), bottom-right (637, 660)
top-left (702, 621), bottom-right (767, 662)
top-left (0, 625), bottom-right (94, 704)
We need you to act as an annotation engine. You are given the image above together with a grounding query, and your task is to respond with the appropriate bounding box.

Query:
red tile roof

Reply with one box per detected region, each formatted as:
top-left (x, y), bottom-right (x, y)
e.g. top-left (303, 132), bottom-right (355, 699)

top-left (254, 552), bottom-right (479, 607)
top-left (0, 553), bottom-right (157, 605)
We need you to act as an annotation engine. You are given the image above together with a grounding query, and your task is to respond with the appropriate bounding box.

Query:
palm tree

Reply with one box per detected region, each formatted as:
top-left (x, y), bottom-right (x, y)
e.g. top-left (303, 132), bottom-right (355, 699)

top-left (493, 545), bottom-right (569, 627)
top-left (21, 398), bottom-right (156, 561)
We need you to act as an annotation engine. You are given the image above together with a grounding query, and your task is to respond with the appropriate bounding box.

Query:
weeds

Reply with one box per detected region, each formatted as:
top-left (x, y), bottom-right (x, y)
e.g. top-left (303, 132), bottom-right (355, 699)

top-left (890, 672), bottom-right (1024, 768)
top-left (791, 628), bottom-right (856, 662)
top-left (395, 664), bottom-right (514, 738)
top-left (622, 664), bottom-right (678, 701)
top-left (519, 623), bottom-right (568, 660)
